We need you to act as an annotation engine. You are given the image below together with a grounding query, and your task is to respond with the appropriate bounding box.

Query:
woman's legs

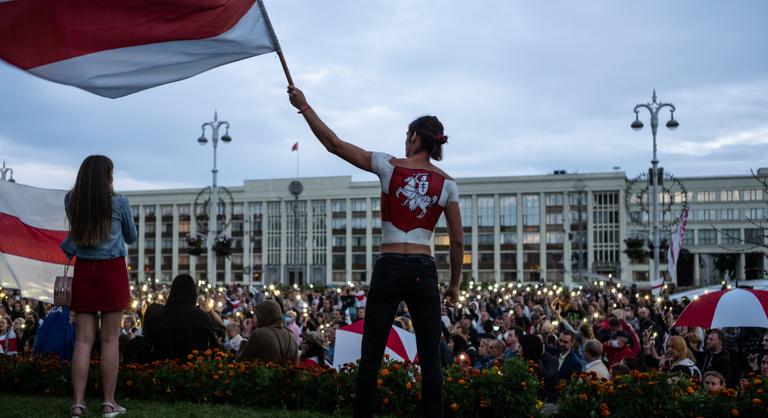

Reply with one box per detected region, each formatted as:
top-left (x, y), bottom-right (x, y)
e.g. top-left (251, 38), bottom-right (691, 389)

top-left (99, 311), bottom-right (123, 407)
top-left (72, 313), bottom-right (97, 406)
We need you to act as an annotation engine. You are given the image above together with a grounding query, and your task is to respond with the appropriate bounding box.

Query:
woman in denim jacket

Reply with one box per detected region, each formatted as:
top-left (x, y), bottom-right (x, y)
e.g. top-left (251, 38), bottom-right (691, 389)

top-left (60, 155), bottom-right (137, 418)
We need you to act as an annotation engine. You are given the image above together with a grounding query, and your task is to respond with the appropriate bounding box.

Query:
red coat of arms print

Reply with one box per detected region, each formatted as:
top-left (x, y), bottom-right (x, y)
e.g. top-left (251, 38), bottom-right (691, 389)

top-left (386, 168), bottom-right (445, 232)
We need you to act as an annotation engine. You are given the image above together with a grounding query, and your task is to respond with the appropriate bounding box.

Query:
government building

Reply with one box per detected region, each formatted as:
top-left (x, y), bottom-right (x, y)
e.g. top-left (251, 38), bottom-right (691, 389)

top-left (122, 169), bottom-right (767, 289)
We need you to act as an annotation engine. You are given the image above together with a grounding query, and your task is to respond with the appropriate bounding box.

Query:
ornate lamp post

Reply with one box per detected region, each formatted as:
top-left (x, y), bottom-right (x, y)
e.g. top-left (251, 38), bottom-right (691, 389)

top-left (631, 90), bottom-right (678, 285)
top-left (197, 111), bottom-right (231, 286)
top-left (1, 160), bottom-right (15, 182)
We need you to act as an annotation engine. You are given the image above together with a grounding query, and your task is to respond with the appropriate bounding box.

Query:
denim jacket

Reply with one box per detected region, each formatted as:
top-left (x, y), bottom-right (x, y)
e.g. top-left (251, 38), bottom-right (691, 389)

top-left (59, 194), bottom-right (137, 260)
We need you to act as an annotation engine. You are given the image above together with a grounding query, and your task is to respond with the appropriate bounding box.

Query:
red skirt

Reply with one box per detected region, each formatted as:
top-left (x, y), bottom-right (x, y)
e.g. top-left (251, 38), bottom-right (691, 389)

top-left (71, 257), bottom-right (131, 313)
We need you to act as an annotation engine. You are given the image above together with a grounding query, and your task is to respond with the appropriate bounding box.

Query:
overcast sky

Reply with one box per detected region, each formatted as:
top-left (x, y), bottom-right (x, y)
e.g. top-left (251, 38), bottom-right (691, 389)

top-left (1, 0), bottom-right (767, 192)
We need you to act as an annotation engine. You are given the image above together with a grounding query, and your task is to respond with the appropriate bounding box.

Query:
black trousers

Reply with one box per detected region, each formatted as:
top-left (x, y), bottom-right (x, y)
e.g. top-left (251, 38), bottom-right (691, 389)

top-left (352, 254), bottom-right (443, 418)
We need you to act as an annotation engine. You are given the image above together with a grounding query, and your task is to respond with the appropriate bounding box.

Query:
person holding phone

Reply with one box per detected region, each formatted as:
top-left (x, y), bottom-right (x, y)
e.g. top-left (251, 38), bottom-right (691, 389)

top-left (288, 86), bottom-right (463, 418)
top-left (60, 155), bottom-right (137, 417)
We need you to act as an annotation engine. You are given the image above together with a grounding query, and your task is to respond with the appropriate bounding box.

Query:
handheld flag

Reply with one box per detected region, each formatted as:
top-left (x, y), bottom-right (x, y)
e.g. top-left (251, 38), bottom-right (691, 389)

top-left (0, 181), bottom-right (71, 303)
top-left (0, 0), bottom-right (284, 98)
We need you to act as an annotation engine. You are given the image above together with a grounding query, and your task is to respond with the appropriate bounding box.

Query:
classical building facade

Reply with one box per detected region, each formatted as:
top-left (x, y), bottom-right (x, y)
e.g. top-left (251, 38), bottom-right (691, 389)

top-left (122, 170), bottom-right (767, 288)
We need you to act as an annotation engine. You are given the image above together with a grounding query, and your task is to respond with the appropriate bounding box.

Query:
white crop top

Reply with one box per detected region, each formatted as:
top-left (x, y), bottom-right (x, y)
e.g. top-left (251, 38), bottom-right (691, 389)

top-left (370, 152), bottom-right (459, 246)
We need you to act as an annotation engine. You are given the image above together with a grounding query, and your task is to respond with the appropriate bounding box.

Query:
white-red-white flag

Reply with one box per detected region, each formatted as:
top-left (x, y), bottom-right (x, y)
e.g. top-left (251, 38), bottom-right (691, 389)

top-left (666, 206), bottom-right (689, 285)
top-left (332, 320), bottom-right (417, 369)
top-left (0, 0), bottom-right (279, 98)
top-left (0, 181), bottom-right (70, 303)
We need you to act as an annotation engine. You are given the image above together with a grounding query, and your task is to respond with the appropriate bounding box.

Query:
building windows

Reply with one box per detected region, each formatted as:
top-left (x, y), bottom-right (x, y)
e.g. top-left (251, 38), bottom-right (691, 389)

top-left (477, 196), bottom-right (494, 227)
top-left (698, 229), bottom-right (717, 245)
top-left (720, 190), bottom-right (740, 202)
top-left (745, 208), bottom-right (765, 221)
top-left (500, 195), bottom-right (517, 227)
top-left (721, 229), bottom-right (741, 245)
top-left (351, 217), bottom-right (367, 229)
top-left (546, 232), bottom-right (564, 244)
top-left (434, 234), bottom-right (450, 246)
top-left (144, 206), bottom-right (155, 216)
top-left (478, 233), bottom-right (494, 247)
top-left (745, 228), bottom-right (765, 245)
top-left (743, 189), bottom-right (764, 201)
top-left (459, 197), bottom-right (472, 227)
top-left (332, 218), bottom-right (347, 230)
top-left (351, 198), bottom-right (367, 212)
top-left (695, 209), bottom-right (717, 222)
top-left (332, 199), bottom-right (346, 212)
top-left (545, 213), bottom-right (564, 225)
top-left (696, 191), bottom-right (716, 202)
top-left (682, 230), bottom-right (694, 246)
top-left (719, 209), bottom-right (739, 222)
top-left (500, 232), bottom-right (517, 246)
top-left (523, 195), bottom-right (540, 226)
top-left (523, 232), bottom-right (540, 244)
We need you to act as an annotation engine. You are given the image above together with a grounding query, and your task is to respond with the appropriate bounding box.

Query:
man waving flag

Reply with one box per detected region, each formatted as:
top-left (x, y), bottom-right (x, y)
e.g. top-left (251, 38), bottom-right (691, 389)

top-left (0, 0), bottom-right (284, 98)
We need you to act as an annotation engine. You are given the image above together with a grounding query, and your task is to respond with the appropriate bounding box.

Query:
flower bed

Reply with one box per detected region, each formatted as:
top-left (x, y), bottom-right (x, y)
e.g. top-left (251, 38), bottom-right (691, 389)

top-left (0, 351), bottom-right (538, 417)
top-left (557, 370), bottom-right (768, 418)
top-left (4, 352), bottom-right (764, 417)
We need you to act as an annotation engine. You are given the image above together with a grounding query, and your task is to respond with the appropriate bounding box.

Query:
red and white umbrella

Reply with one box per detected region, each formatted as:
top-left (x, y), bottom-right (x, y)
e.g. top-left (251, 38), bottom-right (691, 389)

top-left (332, 320), bottom-right (417, 369)
top-left (674, 288), bottom-right (768, 329)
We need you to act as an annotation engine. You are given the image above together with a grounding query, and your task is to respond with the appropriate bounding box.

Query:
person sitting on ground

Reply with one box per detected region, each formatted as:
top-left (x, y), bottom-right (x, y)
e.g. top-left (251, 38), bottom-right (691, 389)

top-left (238, 300), bottom-right (298, 363)
top-left (144, 274), bottom-right (219, 361)
top-left (297, 331), bottom-right (328, 368)
top-left (583, 339), bottom-right (610, 380)
top-left (222, 322), bottom-right (245, 353)
top-left (659, 335), bottom-right (701, 380)
top-left (703, 370), bottom-right (726, 394)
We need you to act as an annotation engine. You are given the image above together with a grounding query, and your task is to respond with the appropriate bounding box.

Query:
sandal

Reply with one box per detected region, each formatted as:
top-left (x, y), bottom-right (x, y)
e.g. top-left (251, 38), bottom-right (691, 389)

top-left (102, 401), bottom-right (126, 418)
top-left (70, 403), bottom-right (87, 418)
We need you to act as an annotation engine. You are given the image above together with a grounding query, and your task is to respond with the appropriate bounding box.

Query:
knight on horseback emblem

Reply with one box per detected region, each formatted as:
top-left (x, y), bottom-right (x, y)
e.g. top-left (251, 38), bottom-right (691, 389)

top-left (395, 173), bottom-right (437, 219)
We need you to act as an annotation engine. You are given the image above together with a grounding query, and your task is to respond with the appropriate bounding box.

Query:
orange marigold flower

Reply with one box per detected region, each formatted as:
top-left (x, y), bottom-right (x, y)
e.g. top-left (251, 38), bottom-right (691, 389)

top-left (600, 410), bottom-right (611, 417)
top-left (686, 386), bottom-right (695, 394)
top-left (383, 398), bottom-right (389, 405)
top-left (458, 379), bottom-right (466, 386)
top-left (381, 368), bottom-right (390, 377)
top-left (754, 378), bottom-right (763, 385)
top-left (192, 350), bottom-right (199, 355)
top-left (187, 354), bottom-right (194, 360)
top-left (599, 403), bottom-right (609, 410)
top-left (730, 408), bottom-right (739, 416)
top-left (406, 382), bottom-right (413, 390)
top-left (752, 398), bottom-right (763, 407)
top-left (377, 379), bottom-right (383, 386)
top-left (126, 380), bottom-right (133, 387)
top-left (579, 394), bottom-right (588, 401)
top-left (450, 403), bottom-right (459, 412)
top-left (204, 349), bottom-right (213, 356)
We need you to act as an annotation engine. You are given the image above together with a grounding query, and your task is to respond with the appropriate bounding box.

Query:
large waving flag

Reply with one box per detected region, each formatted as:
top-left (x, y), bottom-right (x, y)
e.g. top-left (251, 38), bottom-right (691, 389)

top-left (0, 181), bottom-right (70, 303)
top-left (0, 0), bottom-right (280, 98)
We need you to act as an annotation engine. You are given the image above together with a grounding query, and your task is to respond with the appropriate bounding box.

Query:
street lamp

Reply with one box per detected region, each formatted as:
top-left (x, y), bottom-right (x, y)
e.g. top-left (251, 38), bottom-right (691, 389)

top-left (631, 90), bottom-right (677, 287)
top-left (1, 160), bottom-right (15, 183)
top-left (198, 111), bottom-right (231, 286)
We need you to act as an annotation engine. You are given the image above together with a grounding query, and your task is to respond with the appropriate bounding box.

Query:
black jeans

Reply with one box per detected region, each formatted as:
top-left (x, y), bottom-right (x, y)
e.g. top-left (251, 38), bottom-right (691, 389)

top-left (353, 254), bottom-right (443, 418)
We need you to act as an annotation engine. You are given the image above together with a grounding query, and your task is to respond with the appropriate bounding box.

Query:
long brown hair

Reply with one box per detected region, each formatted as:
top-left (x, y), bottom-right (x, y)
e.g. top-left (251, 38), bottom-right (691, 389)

top-left (67, 155), bottom-right (114, 246)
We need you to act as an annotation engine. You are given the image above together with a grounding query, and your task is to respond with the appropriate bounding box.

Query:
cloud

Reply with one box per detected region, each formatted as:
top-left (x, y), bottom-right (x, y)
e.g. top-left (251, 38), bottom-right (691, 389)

top-left (665, 128), bottom-right (768, 157)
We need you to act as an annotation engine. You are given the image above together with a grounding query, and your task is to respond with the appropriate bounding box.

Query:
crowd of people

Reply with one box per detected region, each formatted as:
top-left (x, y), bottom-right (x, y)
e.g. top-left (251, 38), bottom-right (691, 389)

top-left (3, 276), bottom-right (768, 403)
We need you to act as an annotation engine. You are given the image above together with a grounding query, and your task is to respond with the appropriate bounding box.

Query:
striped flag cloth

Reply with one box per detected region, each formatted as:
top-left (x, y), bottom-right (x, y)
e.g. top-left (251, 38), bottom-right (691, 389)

top-left (0, 0), bottom-right (279, 98)
top-left (0, 181), bottom-right (70, 303)
top-left (666, 206), bottom-right (689, 284)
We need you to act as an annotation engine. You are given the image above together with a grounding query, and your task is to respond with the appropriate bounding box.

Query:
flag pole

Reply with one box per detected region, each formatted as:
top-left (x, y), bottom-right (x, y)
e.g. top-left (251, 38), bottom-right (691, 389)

top-left (296, 141), bottom-right (300, 179)
top-left (258, 0), bottom-right (294, 86)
